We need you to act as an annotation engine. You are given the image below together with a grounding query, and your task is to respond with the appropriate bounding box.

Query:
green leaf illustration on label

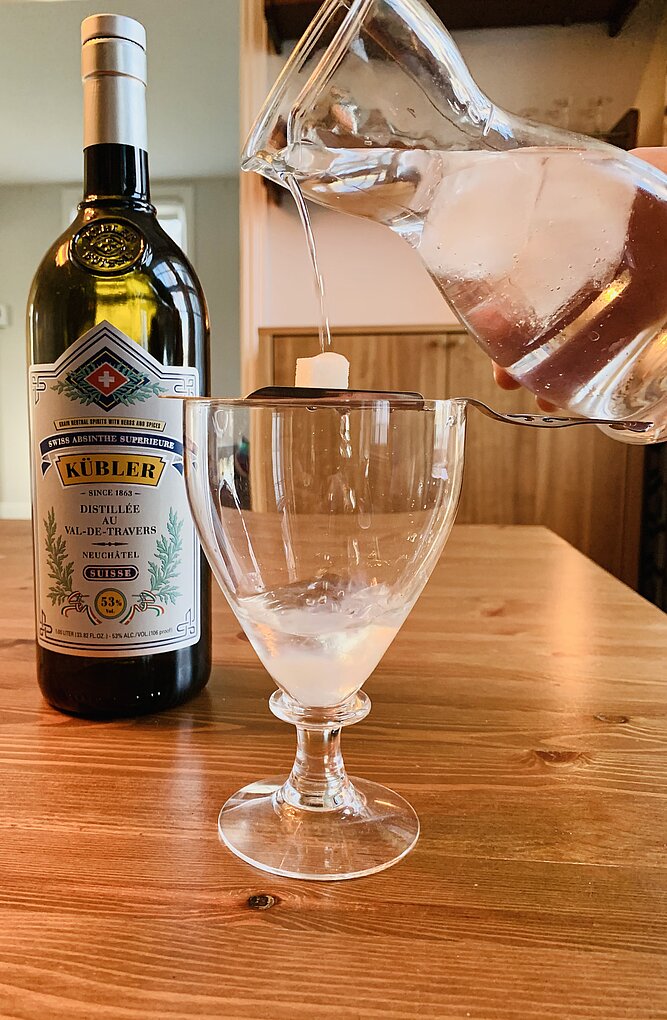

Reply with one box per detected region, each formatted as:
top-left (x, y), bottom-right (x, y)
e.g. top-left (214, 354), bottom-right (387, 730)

top-left (44, 508), bottom-right (98, 625)
top-left (148, 508), bottom-right (183, 605)
top-left (124, 509), bottom-right (184, 623)
top-left (52, 372), bottom-right (165, 409)
top-left (44, 507), bottom-right (74, 606)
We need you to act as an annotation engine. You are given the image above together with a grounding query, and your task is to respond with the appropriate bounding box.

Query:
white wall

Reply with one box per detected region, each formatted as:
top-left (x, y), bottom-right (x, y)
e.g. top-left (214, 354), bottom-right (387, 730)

top-left (0, 186), bottom-right (60, 519)
top-left (264, 203), bottom-right (449, 329)
top-left (185, 177), bottom-right (241, 399)
top-left (456, 3), bottom-right (667, 144)
top-left (0, 176), bottom-right (239, 519)
top-left (261, 1), bottom-right (667, 331)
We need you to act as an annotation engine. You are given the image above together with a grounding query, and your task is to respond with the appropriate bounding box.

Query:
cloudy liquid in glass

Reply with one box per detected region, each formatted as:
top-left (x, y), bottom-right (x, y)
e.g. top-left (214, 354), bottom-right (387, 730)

top-left (235, 578), bottom-right (410, 708)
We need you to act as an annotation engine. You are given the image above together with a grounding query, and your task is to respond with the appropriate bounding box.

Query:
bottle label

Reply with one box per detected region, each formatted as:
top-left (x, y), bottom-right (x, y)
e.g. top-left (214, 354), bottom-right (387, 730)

top-left (29, 320), bottom-right (201, 657)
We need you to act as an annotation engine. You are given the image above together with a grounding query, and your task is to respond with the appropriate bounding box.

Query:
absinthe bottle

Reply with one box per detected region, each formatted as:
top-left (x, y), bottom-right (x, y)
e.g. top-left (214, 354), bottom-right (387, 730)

top-left (28, 15), bottom-right (211, 717)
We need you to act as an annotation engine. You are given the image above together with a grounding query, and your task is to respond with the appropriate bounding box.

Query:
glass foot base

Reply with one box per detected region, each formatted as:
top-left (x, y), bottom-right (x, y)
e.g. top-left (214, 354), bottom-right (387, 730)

top-left (218, 776), bottom-right (419, 881)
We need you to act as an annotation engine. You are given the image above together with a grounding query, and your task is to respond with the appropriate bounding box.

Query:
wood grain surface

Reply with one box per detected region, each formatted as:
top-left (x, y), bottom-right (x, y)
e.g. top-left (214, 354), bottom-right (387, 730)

top-left (0, 520), bottom-right (665, 1020)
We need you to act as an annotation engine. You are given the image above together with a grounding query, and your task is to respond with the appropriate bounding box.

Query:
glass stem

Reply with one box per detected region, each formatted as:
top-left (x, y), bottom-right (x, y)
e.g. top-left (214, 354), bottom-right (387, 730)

top-left (281, 725), bottom-right (353, 811)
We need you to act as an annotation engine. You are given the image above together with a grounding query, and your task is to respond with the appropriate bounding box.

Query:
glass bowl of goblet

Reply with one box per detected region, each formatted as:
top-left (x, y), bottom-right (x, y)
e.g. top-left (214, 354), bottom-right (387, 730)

top-left (184, 395), bottom-right (465, 880)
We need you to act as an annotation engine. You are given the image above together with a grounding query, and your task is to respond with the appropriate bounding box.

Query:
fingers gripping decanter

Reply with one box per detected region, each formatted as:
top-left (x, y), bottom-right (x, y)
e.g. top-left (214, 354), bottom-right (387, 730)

top-left (243, 0), bottom-right (667, 443)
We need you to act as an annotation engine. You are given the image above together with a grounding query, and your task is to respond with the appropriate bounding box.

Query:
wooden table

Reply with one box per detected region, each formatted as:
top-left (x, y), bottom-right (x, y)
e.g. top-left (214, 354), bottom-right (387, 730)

top-left (0, 521), bottom-right (665, 1020)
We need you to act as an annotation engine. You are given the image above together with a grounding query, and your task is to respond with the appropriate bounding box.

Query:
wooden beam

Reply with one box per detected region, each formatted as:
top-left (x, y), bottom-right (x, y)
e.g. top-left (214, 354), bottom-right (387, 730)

top-left (263, 0), bottom-right (636, 46)
top-left (264, 1), bottom-right (284, 53)
top-left (607, 0), bottom-right (641, 35)
top-left (240, 0), bottom-right (270, 397)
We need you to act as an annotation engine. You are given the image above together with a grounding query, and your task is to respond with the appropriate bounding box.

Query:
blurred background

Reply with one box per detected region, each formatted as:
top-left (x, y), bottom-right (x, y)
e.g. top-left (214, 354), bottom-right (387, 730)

top-left (1, 0), bottom-right (666, 602)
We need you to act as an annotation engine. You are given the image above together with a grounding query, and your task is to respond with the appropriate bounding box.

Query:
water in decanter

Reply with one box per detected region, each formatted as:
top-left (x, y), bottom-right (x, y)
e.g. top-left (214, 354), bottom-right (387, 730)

top-left (284, 143), bottom-right (667, 425)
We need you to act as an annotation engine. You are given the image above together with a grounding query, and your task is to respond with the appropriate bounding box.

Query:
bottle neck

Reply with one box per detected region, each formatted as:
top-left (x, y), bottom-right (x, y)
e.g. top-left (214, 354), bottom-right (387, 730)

top-left (81, 28), bottom-right (150, 208)
top-left (83, 144), bottom-right (151, 205)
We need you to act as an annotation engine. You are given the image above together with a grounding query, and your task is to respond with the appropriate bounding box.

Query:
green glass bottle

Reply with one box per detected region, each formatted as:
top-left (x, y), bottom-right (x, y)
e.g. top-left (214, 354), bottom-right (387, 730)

top-left (28, 15), bottom-right (211, 717)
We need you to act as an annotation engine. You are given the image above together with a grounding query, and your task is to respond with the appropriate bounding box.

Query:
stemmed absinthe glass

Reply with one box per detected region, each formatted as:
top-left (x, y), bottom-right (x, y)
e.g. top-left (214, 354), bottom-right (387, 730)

top-left (184, 396), bottom-right (465, 880)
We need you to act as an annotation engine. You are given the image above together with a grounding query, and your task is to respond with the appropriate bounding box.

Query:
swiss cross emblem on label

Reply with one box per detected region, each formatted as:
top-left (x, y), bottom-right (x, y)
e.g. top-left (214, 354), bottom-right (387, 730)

top-left (85, 362), bottom-right (128, 397)
top-left (51, 343), bottom-right (165, 410)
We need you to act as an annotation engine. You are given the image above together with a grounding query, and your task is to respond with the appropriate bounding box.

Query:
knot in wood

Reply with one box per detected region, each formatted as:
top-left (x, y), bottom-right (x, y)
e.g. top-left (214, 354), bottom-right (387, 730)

top-left (247, 893), bottom-right (276, 911)
top-left (534, 748), bottom-right (582, 766)
top-left (594, 713), bottom-right (629, 724)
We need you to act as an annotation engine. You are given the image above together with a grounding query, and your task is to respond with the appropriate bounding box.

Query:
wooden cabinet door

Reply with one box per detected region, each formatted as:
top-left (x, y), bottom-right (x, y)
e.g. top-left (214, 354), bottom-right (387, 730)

top-left (259, 327), bottom-right (643, 587)
top-left (445, 332), bottom-right (644, 585)
top-left (443, 333), bottom-right (539, 526)
top-left (266, 329), bottom-right (449, 397)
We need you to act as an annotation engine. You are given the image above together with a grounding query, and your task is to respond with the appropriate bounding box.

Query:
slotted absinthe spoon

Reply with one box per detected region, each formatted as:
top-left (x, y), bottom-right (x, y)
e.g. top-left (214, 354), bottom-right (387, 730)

top-left (247, 388), bottom-right (653, 436)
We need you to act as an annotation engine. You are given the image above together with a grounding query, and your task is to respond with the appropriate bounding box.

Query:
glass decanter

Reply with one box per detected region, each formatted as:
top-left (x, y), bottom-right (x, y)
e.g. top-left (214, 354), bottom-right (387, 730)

top-left (242, 0), bottom-right (667, 442)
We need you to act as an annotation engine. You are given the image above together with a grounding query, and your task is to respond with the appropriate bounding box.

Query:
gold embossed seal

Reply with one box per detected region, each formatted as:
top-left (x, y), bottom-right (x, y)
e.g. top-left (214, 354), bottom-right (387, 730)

top-left (73, 220), bottom-right (145, 273)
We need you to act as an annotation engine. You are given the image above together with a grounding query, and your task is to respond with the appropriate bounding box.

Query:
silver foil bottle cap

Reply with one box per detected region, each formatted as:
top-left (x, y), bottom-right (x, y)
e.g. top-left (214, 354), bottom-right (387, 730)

top-left (81, 14), bottom-right (146, 50)
top-left (80, 13), bottom-right (148, 149)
